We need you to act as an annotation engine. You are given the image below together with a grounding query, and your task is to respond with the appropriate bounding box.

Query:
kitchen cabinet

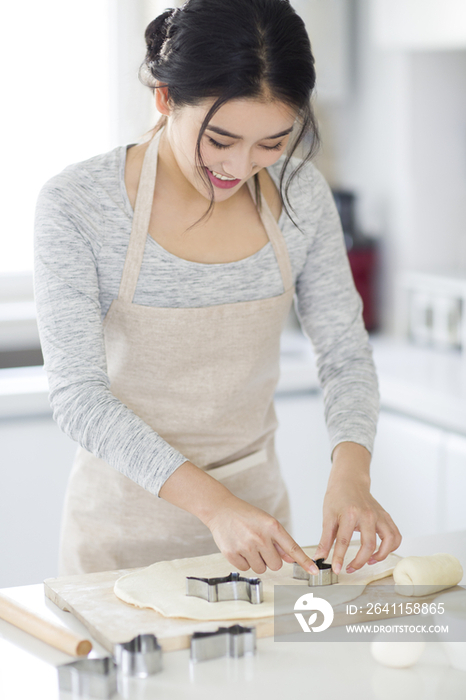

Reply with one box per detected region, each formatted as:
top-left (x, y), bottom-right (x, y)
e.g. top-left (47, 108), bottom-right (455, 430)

top-left (275, 392), bottom-right (453, 543)
top-left (0, 416), bottom-right (76, 588)
top-left (370, 410), bottom-right (443, 537)
top-left (276, 374), bottom-right (466, 543)
top-left (444, 433), bottom-right (466, 532)
top-left (274, 391), bottom-right (330, 546)
top-left (372, 0), bottom-right (466, 50)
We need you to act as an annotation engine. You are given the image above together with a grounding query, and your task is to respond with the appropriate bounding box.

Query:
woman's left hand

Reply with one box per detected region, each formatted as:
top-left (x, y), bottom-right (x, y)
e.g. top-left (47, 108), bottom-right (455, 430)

top-left (312, 442), bottom-right (402, 575)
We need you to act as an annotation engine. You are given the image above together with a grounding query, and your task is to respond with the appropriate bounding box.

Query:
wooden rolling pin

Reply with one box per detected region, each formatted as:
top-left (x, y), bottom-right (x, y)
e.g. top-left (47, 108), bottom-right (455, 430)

top-left (0, 593), bottom-right (92, 656)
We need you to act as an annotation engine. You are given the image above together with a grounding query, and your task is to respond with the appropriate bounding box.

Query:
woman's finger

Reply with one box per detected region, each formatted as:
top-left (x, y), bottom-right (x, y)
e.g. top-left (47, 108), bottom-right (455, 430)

top-left (240, 550), bottom-right (269, 574)
top-left (331, 517), bottom-right (356, 574)
top-left (223, 550), bottom-right (254, 571)
top-left (313, 518), bottom-right (339, 562)
top-left (367, 520), bottom-right (402, 564)
top-left (274, 529), bottom-right (319, 575)
top-left (274, 542), bottom-right (296, 563)
top-left (345, 515), bottom-right (377, 572)
top-left (261, 543), bottom-right (287, 571)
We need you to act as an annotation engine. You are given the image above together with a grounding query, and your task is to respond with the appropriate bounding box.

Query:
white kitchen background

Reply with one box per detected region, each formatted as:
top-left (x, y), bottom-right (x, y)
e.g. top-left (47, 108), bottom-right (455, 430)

top-left (1, 0), bottom-right (466, 588)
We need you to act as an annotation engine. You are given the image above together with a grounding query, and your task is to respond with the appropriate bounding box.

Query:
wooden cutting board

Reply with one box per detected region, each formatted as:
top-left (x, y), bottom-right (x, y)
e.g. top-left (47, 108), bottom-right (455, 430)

top-left (44, 547), bottom-right (406, 653)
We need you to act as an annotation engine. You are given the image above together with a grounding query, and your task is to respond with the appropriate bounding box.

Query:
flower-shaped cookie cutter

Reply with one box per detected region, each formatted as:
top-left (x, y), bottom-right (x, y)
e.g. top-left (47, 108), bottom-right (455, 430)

top-left (114, 633), bottom-right (163, 677)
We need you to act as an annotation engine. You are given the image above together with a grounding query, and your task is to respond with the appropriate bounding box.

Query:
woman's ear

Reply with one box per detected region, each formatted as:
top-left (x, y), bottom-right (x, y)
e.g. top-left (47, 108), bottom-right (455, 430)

top-left (154, 83), bottom-right (172, 116)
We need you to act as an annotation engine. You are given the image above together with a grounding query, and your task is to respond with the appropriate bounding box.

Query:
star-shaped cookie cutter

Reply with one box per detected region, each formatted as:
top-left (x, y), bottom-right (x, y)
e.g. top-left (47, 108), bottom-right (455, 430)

top-left (186, 572), bottom-right (263, 604)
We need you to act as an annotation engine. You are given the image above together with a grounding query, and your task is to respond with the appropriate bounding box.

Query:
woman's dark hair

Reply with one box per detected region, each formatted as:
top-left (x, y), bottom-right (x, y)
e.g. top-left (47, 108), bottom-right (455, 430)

top-left (139, 0), bottom-right (321, 230)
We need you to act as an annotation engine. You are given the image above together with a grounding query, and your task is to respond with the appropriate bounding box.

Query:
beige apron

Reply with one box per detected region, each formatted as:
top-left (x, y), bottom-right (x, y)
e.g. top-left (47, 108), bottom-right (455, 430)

top-left (58, 127), bottom-right (296, 575)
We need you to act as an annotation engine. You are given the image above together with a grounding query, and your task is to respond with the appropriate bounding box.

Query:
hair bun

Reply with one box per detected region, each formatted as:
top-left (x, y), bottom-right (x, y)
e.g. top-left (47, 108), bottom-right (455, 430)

top-left (144, 9), bottom-right (176, 58)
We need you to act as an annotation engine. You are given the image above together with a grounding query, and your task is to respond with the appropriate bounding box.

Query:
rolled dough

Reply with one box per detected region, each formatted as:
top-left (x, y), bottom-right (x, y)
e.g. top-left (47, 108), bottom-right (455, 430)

top-left (114, 545), bottom-right (400, 620)
top-left (393, 553), bottom-right (463, 597)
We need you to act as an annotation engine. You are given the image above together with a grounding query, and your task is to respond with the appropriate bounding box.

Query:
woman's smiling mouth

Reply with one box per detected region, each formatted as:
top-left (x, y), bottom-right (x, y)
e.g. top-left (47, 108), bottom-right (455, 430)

top-left (205, 167), bottom-right (241, 189)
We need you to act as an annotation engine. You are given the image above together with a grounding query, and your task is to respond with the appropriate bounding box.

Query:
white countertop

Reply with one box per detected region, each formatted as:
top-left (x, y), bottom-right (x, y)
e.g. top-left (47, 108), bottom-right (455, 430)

top-left (1, 531), bottom-right (465, 700)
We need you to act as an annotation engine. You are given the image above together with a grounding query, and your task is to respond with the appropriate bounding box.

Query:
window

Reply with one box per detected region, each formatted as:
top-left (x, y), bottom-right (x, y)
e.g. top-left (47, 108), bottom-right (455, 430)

top-left (1, 0), bottom-right (113, 275)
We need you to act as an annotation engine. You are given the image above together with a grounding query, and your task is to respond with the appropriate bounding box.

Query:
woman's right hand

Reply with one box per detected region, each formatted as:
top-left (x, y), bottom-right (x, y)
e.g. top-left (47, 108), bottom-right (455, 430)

top-left (158, 460), bottom-right (319, 575)
top-left (203, 492), bottom-right (319, 575)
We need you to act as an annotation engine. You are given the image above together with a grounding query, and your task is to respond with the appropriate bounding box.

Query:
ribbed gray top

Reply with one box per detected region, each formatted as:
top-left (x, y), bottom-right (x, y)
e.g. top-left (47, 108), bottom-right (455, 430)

top-left (33, 144), bottom-right (379, 496)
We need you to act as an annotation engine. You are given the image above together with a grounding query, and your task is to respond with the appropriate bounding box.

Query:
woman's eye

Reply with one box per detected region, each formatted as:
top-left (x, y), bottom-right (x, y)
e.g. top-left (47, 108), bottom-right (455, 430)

top-left (264, 141), bottom-right (283, 151)
top-left (208, 137), bottom-right (231, 150)
top-left (207, 137), bottom-right (284, 151)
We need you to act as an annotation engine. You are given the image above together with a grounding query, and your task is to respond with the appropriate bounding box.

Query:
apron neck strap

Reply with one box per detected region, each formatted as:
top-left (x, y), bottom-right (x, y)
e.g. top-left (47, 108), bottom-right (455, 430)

top-left (118, 128), bottom-right (163, 303)
top-left (119, 127), bottom-right (294, 303)
top-left (246, 178), bottom-right (293, 291)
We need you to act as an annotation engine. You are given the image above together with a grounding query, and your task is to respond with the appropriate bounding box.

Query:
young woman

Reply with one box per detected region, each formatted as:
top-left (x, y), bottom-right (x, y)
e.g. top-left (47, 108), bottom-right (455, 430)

top-left (34, 0), bottom-right (401, 578)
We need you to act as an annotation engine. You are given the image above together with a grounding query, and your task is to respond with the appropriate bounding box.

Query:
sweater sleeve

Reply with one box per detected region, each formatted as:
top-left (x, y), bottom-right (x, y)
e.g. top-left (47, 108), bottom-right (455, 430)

top-left (293, 164), bottom-right (380, 456)
top-left (33, 172), bottom-right (188, 497)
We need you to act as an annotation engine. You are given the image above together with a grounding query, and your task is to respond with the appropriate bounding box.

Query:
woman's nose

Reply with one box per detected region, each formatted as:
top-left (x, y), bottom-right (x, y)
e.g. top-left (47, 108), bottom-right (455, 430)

top-left (222, 155), bottom-right (256, 180)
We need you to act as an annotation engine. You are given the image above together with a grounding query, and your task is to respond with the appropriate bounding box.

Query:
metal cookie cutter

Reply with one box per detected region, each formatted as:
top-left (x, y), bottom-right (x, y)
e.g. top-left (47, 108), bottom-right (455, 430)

top-left (186, 572), bottom-right (263, 604)
top-left (293, 558), bottom-right (338, 586)
top-left (58, 657), bottom-right (117, 699)
top-left (190, 624), bottom-right (256, 663)
top-left (114, 634), bottom-right (163, 677)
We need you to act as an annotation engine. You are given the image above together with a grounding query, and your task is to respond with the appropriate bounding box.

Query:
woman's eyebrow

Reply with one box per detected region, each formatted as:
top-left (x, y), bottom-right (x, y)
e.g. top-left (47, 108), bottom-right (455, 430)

top-left (206, 125), bottom-right (294, 140)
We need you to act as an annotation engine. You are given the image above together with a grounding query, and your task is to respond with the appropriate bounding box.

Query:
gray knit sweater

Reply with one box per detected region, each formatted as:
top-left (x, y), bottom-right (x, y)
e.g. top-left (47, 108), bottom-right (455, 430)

top-left (33, 144), bottom-right (379, 496)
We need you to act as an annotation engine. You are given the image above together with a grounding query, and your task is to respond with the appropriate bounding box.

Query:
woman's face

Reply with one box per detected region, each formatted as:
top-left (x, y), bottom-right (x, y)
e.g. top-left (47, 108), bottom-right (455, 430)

top-left (158, 92), bottom-right (298, 203)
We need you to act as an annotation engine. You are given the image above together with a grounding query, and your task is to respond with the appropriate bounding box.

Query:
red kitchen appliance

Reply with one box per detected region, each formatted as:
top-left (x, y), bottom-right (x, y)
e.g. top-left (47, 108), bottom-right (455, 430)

top-left (332, 189), bottom-right (379, 332)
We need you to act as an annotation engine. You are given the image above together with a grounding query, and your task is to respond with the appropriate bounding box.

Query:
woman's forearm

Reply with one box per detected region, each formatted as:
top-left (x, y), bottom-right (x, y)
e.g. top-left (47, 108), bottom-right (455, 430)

top-left (329, 441), bottom-right (371, 488)
top-left (158, 460), bottom-right (235, 526)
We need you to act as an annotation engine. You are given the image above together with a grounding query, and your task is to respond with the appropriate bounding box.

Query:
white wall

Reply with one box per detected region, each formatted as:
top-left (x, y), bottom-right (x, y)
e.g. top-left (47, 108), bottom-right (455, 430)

top-left (409, 51), bottom-right (466, 274)
top-left (310, 0), bottom-right (466, 335)
top-left (110, 0), bottom-right (161, 147)
top-left (311, 0), bottom-right (409, 335)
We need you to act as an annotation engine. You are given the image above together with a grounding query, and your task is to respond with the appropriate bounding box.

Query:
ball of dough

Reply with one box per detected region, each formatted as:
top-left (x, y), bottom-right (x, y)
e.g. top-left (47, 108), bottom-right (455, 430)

top-left (371, 664), bottom-right (424, 700)
top-left (393, 553), bottom-right (463, 597)
top-left (371, 639), bottom-right (426, 668)
top-left (371, 667), bottom-right (423, 700)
